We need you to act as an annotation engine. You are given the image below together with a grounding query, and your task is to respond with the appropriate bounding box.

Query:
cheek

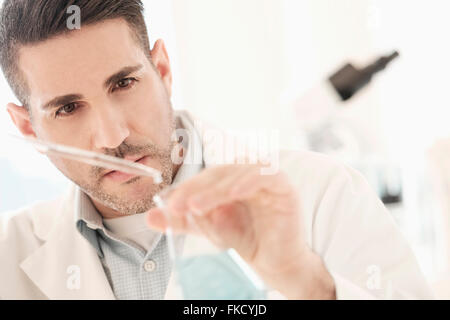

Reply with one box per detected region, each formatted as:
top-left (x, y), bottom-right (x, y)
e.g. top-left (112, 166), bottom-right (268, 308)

top-left (49, 155), bottom-right (92, 183)
top-left (128, 83), bottom-right (173, 147)
top-left (33, 112), bottom-right (92, 150)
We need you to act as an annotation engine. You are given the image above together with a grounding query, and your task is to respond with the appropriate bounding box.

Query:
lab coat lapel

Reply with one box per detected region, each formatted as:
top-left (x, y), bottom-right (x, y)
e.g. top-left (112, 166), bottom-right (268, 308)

top-left (19, 185), bottom-right (115, 300)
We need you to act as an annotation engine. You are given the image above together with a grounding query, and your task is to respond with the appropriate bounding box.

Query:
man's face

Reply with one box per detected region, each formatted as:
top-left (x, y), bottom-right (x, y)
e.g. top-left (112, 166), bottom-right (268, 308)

top-left (16, 19), bottom-right (177, 216)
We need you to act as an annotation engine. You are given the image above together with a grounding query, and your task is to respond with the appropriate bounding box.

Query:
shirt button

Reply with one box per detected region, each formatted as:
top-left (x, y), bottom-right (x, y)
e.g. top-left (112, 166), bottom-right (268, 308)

top-left (143, 260), bottom-right (157, 272)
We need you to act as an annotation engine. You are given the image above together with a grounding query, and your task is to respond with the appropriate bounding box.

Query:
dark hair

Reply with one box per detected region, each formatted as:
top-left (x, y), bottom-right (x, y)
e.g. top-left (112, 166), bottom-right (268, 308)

top-left (0, 0), bottom-right (151, 108)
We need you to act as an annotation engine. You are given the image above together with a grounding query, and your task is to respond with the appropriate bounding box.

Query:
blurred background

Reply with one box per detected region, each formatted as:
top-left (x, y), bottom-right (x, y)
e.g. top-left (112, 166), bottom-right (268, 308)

top-left (2, 0), bottom-right (450, 297)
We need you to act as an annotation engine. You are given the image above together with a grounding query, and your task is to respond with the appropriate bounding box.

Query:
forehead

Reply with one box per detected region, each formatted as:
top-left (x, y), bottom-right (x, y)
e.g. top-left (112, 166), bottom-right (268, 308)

top-left (17, 18), bottom-right (147, 108)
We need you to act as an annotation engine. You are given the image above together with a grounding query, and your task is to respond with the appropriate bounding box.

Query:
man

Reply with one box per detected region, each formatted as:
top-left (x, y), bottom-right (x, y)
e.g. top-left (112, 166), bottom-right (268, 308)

top-left (0, 0), bottom-right (433, 299)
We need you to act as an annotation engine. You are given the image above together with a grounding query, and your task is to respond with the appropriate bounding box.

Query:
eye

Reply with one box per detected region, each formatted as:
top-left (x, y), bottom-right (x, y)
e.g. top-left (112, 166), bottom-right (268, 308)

top-left (55, 103), bottom-right (79, 118)
top-left (113, 77), bottom-right (137, 91)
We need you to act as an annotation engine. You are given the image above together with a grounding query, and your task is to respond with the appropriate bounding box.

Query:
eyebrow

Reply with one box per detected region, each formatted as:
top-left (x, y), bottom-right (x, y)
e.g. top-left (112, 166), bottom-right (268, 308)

top-left (40, 64), bottom-right (144, 111)
top-left (41, 94), bottom-right (84, 111)
top-left (103, 64), bottom-right (143, 90)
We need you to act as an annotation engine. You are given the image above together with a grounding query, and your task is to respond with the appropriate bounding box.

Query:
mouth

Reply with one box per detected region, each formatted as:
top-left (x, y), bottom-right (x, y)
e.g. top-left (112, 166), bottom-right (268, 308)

top-left (103, 155), bottom-right (149, 183)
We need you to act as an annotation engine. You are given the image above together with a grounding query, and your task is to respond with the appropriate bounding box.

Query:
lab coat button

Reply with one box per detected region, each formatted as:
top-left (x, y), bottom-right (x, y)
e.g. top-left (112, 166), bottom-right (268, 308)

top-left (143, 260), bottom-right (156, 272)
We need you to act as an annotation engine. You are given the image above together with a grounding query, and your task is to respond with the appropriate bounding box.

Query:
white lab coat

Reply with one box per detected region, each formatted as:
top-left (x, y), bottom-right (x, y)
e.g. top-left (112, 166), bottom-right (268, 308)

top-left (0, 117), bottom-right (434, 299)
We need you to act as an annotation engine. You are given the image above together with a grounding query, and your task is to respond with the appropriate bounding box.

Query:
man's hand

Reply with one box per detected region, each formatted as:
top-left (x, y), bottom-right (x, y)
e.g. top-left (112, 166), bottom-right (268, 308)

top-left (147, 164), bottom-right (336, 299)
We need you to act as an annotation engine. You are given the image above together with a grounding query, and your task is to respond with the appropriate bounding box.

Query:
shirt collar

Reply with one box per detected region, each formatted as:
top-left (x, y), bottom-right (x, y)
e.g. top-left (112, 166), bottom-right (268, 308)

top-left (74, 189), bottom-right (103, 230)
top-left (171, 110), bottom-right (204, 186)
top-left (74, 188), bottom-right (104, 257)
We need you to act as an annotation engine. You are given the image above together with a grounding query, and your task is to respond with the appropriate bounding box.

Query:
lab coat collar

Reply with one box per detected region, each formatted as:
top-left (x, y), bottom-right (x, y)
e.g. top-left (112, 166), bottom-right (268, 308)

top-left (19, 184), bottom-right (115, 300)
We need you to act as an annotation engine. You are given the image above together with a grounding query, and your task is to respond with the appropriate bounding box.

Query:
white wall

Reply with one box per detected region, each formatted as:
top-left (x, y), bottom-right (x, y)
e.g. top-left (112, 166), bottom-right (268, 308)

top-left (171, 0), bottom-right (288, 132)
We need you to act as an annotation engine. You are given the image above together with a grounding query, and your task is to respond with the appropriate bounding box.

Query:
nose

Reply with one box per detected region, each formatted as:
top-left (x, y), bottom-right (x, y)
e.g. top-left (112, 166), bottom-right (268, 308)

top-left (92, 106), bottom-right (130, 150)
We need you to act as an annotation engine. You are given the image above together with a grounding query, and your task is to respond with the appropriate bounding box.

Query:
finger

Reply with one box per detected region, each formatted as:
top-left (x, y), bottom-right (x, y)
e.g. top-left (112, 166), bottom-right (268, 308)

top-left (165, 169), bottom-right (217, 215)
top-left (146, 208), bottom-right (168, 231)
top-left (184, 209), bottom-right (230, 249)
top-left (147, 207), bottom-right (189, 233)
top-left (186, 165), bottom-right (259, 214)
top-left (167, 165), bottom-right (237, 216)
top-left (148, 206), bottom-right (219, 238)
top-left (229, 170), bottom-right (292, 199)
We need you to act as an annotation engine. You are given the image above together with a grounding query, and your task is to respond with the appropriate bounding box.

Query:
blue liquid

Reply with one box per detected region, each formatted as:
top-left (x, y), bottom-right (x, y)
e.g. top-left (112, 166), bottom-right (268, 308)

top-left (175, 251), bottom-right (266, 300)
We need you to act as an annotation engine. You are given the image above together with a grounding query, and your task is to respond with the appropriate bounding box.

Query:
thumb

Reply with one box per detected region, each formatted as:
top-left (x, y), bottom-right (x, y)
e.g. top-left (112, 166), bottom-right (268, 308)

top-left (146, 208), bottom-right (168, 232)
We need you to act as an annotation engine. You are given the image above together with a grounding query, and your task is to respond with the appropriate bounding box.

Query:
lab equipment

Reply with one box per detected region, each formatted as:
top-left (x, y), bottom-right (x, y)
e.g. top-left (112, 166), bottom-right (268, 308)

top-left (293, 51), bottom-right (400, 158)
top-left (330, 51), bottom-right (399, 102)
top-left (153, 186), bottom-right (267, 300)
top-left (10, 134), bottom-right (163, 183)
top-left (293, 51), bottom-right (399, 142)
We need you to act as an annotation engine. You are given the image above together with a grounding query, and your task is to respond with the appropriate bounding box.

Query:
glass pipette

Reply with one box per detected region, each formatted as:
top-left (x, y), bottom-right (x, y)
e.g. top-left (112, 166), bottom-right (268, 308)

top-left (9, 134), bottom-right (163, 184)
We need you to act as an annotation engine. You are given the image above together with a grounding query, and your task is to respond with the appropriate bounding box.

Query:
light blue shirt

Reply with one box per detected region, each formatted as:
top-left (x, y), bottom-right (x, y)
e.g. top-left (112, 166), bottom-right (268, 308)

top-left (75, 110), bottom-right (204, 299)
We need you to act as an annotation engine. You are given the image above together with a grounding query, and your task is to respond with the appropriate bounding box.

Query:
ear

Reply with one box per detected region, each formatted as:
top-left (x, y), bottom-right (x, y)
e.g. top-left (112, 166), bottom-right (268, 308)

top-left (6, 103), bottom-right (37, 138)
top-left (150, 39), bottom-right (173, 98)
